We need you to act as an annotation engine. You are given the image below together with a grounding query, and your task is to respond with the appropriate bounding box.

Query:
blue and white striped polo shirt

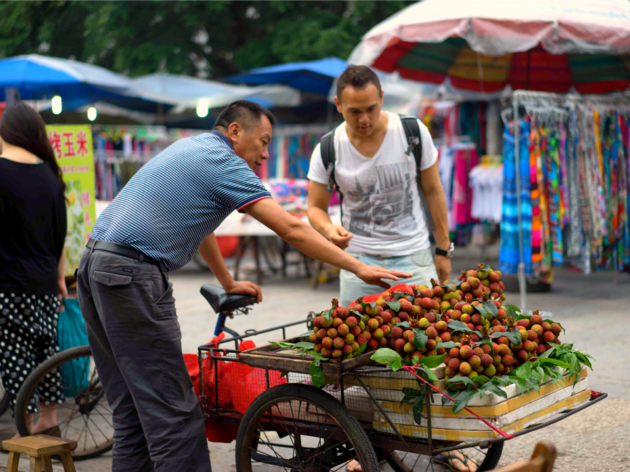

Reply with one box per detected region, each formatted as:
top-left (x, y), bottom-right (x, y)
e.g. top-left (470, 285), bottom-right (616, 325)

top-left (91, 131), bottom-right (271, 271)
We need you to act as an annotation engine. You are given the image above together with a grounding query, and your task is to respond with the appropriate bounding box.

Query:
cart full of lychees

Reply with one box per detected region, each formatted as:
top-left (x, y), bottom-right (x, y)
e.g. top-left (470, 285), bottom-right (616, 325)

top-left (198, 265), bottom-right (606, 472)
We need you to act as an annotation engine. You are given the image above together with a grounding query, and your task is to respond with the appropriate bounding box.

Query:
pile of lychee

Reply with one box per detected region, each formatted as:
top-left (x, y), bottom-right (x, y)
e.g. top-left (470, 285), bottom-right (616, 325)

top-left (307, 264), bottom-right (564, 385)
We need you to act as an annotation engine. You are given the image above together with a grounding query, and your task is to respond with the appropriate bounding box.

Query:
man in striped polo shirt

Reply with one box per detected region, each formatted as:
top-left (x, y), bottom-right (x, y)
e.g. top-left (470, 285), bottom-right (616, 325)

top-left (77, 101), bottom-right (411, 472)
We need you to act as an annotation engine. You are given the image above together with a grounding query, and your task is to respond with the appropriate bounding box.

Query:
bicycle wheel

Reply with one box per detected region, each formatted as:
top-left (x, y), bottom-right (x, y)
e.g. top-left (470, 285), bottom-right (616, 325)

top-left (236, 383), bottom-right (380, 472)
top-left (384, 442), bottom-right (503, 472)
top-left (0, 377), bottom-right (9, 415)
top-left (15, 345), bottom-right (114, 461)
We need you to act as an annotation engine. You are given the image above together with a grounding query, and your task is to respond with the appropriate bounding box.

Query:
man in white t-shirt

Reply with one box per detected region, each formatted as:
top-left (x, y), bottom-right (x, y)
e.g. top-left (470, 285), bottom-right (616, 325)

top-left (308, 66), bottom-right (452, 308)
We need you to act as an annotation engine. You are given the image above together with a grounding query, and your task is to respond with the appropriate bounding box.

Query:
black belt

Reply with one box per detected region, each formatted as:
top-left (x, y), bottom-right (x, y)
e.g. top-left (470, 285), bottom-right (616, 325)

top-left (87, 240), bottom-right (164, 269)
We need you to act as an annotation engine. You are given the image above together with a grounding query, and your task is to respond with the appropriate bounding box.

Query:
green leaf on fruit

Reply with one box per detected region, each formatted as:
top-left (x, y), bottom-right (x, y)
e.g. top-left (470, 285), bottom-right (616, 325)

top-left (322, 309), bottom-right (333, 321)
top-left (295, 342), bottom-right (315, 350)
top-left (447, 375), bottom-right (476, 388)
top-left (481, 301), bottom-right (498, 318)
top-left (386, 301), bottom-right (401, 312)
top-left (480, 382), bottom-right (507, 399)
top-left (536, 358), bottom-right (572, 368)
top-left (514, 362), bottom-right (532, 380)
top-left (424, 368), bottom-right (439, 382)
top-left (475, 304), bottom-right (488, 319)
top-left (394, 292), bottom-right (407, 301)
top-left (395, 321), bottom-right (411, 328)
top-left (308, 351), bottom-right (330, 361)
top-left (412, 398), bottom-right (424, 424)
top-left (400, 387), bottom-right (421, 405)
top-left (369, 302), bottom-right (377, 309)
top-left (504, 304), bottom-right (521, 319)
top-left (355, 340), bottom-right (368, 357)
top-left (447, 320), bottom-right (482, 337)
top-left (351, 310), bottom-right (363, 318)
top-left (504, 329), bottom-right (522, 345)
top-left (438, 341), bottom-right (459, 350)
top-left (308, 360), bottom-right (325, 388)
top-left (270, 341), bottom-right (296, 348)
top-left (453, 389), bottom-right (477, 414)
top-left (412, 328), bottom-right (428, 349)
top-left (371, 348), bottom-right (403, 371)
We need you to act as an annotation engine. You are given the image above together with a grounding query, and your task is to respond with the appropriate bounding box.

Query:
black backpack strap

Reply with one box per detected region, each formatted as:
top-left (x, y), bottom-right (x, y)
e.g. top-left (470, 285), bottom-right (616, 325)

top-left (319, 127), bottom-right (344, 224)
top-left (399, 114), bottom-right (435, 233)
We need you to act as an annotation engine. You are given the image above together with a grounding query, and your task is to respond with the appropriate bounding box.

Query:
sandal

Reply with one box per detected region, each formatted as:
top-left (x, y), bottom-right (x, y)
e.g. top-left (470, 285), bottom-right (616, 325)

top-left (437, 451), bottom-right (478, 472)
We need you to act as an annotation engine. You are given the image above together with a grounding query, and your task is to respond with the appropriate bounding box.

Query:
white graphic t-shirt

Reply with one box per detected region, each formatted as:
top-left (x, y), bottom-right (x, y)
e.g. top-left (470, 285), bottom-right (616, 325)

top-left (308, 113), bottom-right (438, 257)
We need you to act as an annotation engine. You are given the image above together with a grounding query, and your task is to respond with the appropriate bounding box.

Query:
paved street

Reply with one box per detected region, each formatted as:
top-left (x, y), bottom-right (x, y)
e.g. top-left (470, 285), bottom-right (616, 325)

top-left (2, 246), bottom-right (629, 471)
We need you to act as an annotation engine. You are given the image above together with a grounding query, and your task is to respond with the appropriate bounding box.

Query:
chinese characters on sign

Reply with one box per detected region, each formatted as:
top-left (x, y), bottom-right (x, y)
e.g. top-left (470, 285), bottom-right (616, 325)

top-left (47, 125), bottom-right (96, 277)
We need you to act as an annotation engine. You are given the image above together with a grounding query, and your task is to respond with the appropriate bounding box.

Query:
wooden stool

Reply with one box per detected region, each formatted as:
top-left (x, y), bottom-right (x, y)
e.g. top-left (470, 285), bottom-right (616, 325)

top-left (2, 434), bottom-right (77, 472)
top-left (490, 440), bottom-right (557, 472)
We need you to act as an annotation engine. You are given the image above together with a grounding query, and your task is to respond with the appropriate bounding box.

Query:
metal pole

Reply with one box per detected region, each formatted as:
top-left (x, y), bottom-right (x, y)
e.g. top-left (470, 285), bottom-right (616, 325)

top-left (513, 94), bottom-right (527, 313)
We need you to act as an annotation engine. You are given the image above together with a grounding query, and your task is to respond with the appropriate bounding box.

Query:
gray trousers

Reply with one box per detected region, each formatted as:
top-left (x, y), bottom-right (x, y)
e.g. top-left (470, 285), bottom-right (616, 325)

top-left (77, 248), bottom-right (211, 472)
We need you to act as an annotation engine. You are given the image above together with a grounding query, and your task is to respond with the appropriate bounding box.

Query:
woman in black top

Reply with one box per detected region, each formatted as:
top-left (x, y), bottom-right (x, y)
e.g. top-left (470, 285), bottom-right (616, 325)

top-left (0, 103), bottom-right (67, 437)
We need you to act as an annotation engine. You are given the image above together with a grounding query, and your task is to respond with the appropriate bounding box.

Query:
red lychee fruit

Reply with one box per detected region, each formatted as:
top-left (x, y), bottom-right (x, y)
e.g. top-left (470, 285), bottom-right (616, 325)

top-left (353, 305), bottom-right (364, 315)
top-left (337, 323), bottom-right (350, 336)
top-left (470, 355), bottom-right (481, 368)
top-left (516, 319), bottom-right (530, 329)
top-left (388, 338), bottom-right (396, 349)
top-left (531, 325), bottom-right (544, 337)
top-left (473, 347), bottom-right (484, 357)
top-left (471, 334), bottom-right (480, 343)
top-left (379, 337), bottom-right (388, 347)
top-left (344, 334), bottom-right (355, 345)
top-left (497, 309), bottom-right (507, 320)
top-left (321, 347), bottom-right (332, 358)
top-left (309, 333), bottom-right (319, 344)
top-left (496, 344), bottom-right (509, 356)
top-left (411, 351), bottom-right (423, 362)
top-left (449, 347), bottom-right (460, 358)
top-left (483, 364), bottom-right (497, 377)
top-left (481, 354), bottom-right (493, 367)
top-left (314, 343), bottom-right (323, 353)
top-left (321, 317), bottom-right (333, 329)
top-left (351, 326), bottom-right (361, 337)
top-left (436, 320), bottom-right (448, 333)
top-left (495, 363), bottom-right (505, 374)
top-left (316, 329), bottom-right (327, 340)
top-left (394, 338), bottom-right (406, 351)
top-left (426, 339), bottom-right (437, 350)
top-left (367, 319), bottom-right (379, 331)
top-left (524, 340), bottom-right (536, 353)
top-left (332, 318), bottom-right (343, 329)
top-left (332, 349), bottom-right (343, 358)
top-left (493, 355), bottom-right (502, 366)
top-left (448, 358), bottom-right (461, 371)
top-left (530, 314), bottom-right (543, 325)
top-left (471, 314), bottom-right (482, 325)
top-left (516, 350), bottom-right (528, 363)
top-left (459, 362), bottom-right (472, 375)
top-left (404, 342), bottom-right (415, 354)
top-left (420, 298), bottom-right (433, 309)
top-left (381, 326), bottom-right (391, 337)
top-left (373, 328), bottom-right (384, 340)
top-left (551, 323), bottom-right (562, 336)
top-left (425, 312), bottom-right (437, 323)
top-left (440, 332), bottom-right (452, 343)
top-left (502, 355), bottom-right (514, 367)
top-left (399, 312), bottom-right (410, 322)
top-left (460, 314), bottom-right (471, 324)
top-left (392, 327), bottom-right (404, 339)
top-left (400, 299), bottom-right (413, 313)
top-left (361, 330), bottom-right (372, 341)
top-left (333, 337), bottom-right (345, 349)
top-left (537, 343), bottom-right (547, 355)
top-left (342, 344), bottom-right (353, 356)
top-left (420, 288), bottom-right (434, 298)
top-left (313, 316), bottom-right (323, 329)
top-left (346, 316), bottom-right (358, 329)
top-left (426, 327), bottom-right (438, 339)
top-left (460, 345), bottom-right (473, 359)
top-left (542, 321), bottom-right (552, 332)
top-left (327, 328), bottom-right (338, 339)
top-left (488, 271), bottom-right (500, 283)
top-left (527, 330), bottom-right (538, 342)
top-left (418, 318), bottom-right (430, 329)
top-left (356, 334), bottom-right (367, 346)
top-left (543, 331), bottom-right (555, 343)
top-left (367, 339), bottom-right (379, 351)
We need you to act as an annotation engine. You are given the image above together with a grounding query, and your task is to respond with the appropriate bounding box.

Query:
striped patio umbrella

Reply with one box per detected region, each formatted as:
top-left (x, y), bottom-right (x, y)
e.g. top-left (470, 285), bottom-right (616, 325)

top-left (349, 0), bottom-right (630, 95)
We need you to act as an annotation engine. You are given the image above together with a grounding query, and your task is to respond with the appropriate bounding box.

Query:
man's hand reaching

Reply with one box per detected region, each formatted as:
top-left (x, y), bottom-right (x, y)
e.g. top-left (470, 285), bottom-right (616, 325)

top-left (327, 225), bottom-right (353, 249)
top-left (355, 264), bottom-right (412, 290)
top-left (225, 280), bottom-right (262, 303)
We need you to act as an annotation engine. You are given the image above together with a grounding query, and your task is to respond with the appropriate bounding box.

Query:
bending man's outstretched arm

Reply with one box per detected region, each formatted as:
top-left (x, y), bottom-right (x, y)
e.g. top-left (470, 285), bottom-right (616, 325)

top-left (244, 198), bottom-right (412, 290)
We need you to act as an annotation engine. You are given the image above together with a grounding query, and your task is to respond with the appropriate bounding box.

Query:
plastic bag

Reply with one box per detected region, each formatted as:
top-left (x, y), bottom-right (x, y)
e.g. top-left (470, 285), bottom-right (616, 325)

top-left (57, 298), bottom-right (90, 398)
top-left (349, 283), bottom-right (419, 308)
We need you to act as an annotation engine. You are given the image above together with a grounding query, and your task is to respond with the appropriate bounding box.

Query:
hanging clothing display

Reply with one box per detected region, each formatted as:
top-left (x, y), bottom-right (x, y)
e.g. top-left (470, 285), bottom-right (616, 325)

top-left (468, 159), bottom-right (503, 224)
top-left (265, 124), bottom-right (329, 180)
top-left (499, 94), bottom-right (630, 277)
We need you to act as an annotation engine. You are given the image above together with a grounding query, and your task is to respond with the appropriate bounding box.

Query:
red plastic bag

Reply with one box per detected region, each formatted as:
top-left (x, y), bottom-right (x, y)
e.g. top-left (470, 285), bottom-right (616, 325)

top-left (349, 283), bottom-right (418, 308)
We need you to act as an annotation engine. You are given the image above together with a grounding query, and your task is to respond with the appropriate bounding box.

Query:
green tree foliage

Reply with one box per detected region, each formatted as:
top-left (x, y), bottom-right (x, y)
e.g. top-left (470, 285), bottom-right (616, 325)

top-left (0, 1), bottom-right (415, 78)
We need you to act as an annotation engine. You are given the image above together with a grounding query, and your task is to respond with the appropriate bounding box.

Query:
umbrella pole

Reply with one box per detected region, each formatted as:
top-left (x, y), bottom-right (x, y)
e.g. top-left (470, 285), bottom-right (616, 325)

top-left (513, 95), bottom-right (527, 313)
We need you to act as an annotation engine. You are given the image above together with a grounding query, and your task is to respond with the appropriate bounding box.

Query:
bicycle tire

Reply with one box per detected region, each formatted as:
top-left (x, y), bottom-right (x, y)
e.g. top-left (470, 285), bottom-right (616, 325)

top-left (385, 441), bottom-right (503, 472)
top-left (15, 345), bottom-right (114, 461)
top-left (236, 383), bottom-right (380, 472)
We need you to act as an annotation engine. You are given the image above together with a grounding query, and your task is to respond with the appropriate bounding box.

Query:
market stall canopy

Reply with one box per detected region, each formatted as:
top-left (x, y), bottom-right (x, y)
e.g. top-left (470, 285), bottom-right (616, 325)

top-left (226, 57), bottom-right (348, 95)
top-left (130, 74), bottom-right (301, 112)
top-left (0, 54), bottom-right (133, 101)
top-left (348, 0), bottom-right (630, 94)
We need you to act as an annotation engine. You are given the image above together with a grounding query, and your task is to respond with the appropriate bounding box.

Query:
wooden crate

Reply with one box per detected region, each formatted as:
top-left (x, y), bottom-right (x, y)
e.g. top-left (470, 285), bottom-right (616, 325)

top-left (368, 369), bottom-right (589, 441)
top-left (239, 337), bottom-right (374, 377)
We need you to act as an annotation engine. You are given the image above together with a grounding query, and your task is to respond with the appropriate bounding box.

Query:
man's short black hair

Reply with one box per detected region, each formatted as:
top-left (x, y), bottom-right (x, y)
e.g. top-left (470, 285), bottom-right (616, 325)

top-left (213, 100), bottom-right (277, 131)
top-left (336, 65), bottom-right (382, 102)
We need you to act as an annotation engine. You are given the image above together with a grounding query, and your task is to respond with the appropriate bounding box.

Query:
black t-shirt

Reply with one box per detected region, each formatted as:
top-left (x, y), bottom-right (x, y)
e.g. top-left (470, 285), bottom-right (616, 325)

top-left (0, 158), bottom-right (67, 295)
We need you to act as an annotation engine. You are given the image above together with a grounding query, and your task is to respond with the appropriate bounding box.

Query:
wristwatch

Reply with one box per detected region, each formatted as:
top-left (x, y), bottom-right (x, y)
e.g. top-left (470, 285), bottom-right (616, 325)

top-left (435, 242), bottom-right (454, 258)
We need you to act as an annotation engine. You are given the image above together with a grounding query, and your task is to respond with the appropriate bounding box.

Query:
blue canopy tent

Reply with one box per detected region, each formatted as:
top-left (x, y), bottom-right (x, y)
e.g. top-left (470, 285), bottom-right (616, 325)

top-left (226, 57), bottom-right (347, 96)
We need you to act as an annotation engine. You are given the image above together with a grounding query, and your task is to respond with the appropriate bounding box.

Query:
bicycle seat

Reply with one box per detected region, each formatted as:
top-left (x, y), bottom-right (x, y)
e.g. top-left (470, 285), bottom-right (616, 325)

top-left (200, 284), bottom-right (257, 313)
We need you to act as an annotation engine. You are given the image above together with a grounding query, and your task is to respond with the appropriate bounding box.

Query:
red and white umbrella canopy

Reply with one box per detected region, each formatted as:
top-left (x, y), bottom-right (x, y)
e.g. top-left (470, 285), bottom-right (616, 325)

top-left (349, 0), bottom-right (630, 94)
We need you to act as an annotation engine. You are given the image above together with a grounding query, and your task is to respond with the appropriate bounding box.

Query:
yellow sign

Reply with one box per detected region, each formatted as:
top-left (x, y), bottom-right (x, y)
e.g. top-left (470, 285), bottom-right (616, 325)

top-left (46, 125), bottom-right (96, 277)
